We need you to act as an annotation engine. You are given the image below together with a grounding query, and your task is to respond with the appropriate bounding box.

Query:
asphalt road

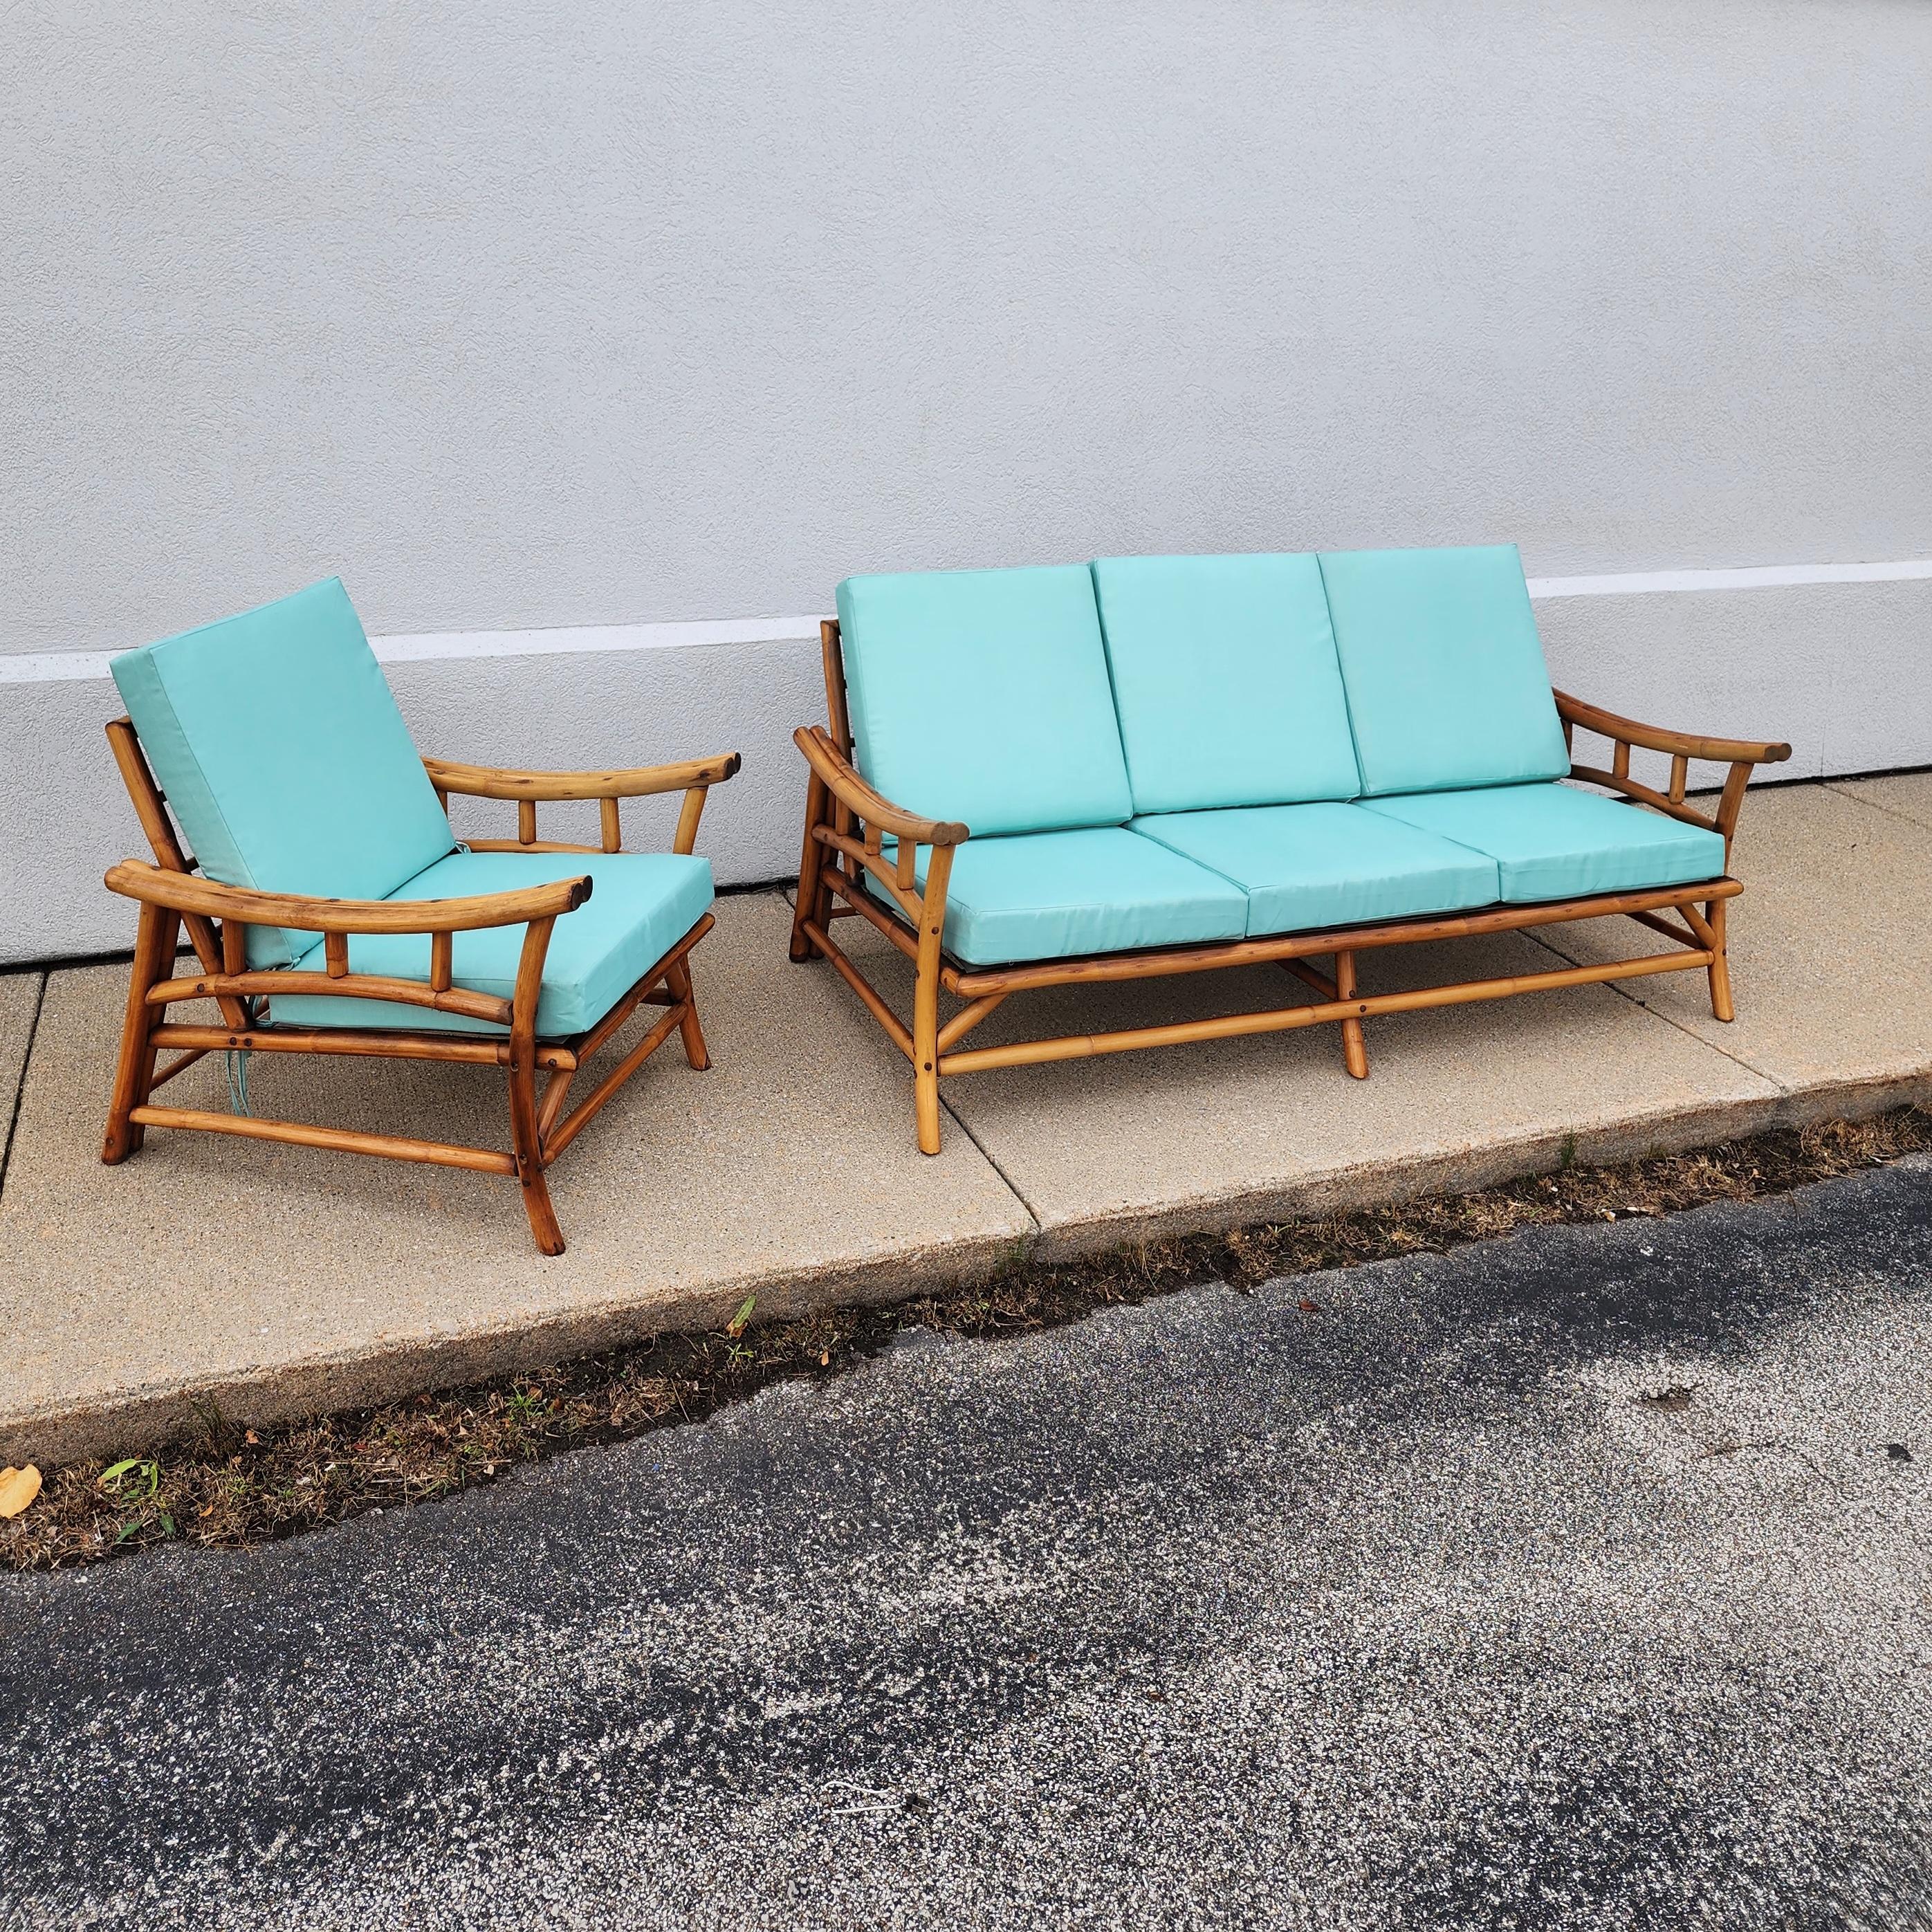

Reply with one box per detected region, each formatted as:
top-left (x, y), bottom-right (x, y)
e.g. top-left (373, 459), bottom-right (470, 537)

top-left (6, 1159), bottom-right (1931, 1931)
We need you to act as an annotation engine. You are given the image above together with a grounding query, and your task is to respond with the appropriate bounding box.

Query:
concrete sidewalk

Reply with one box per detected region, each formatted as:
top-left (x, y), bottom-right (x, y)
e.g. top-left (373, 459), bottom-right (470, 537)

top-left (2, 776), bottom-right (1927, 1465)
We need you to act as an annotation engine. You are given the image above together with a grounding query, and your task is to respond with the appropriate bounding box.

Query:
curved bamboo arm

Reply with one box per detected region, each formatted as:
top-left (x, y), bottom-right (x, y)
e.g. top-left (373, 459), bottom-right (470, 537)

top-left (425, 752), bottom-right (741, 857)
top-left (103, 860), bottom-right (591, 934)
top-left (794, 727), bottom-right (970, 847)
top-left (422, 752), bottom-right (742, 802)
top-left (1553, 692), bottom-right (1791, 767)
top-left (1555, 690), bottom-right (1792, 857)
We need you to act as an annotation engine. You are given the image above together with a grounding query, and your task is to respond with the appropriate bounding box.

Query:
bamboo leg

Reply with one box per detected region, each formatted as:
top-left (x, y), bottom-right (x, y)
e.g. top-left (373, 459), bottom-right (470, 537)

top-left (663, 957), bottom-right (709, 1070)
top-left (102, 905), bottom-right (178, 1163)
top-left (507, 917), bottom-right (566, 1255)
top-left (912, 847), bottom-right (955, 1156)
top-left (1704, 896), bottom-right (1733, 1022)
top-left (790, 769), bottom-right (829, 963)
top-left (1336, 950), bottom-right (1369, 1080)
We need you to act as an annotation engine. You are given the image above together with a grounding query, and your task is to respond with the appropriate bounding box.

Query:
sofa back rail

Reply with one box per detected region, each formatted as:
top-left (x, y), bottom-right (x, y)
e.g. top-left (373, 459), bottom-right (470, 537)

top-left (936, 945), bottom-right (1716, 1077)
top-left (939, 878), bottom-right (1742, 995)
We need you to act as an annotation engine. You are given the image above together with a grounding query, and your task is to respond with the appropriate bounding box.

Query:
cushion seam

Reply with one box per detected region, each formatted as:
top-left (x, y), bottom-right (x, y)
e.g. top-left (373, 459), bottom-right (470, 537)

top-left (1354, 798), bottom-right (1518, 873)
top-left (1120, 825), bottom-right (1256, 899)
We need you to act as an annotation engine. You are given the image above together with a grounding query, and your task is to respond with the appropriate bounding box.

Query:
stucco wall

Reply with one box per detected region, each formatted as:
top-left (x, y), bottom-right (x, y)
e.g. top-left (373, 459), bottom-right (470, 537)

top-left (2, 0), bottom-right (1929, 963)
top-left (6, 0), bottom-right (1929, 649)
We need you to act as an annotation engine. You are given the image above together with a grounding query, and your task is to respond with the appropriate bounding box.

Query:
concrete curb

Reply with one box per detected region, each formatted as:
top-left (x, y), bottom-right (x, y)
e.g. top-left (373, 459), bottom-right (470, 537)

top-left (8, 1062), bottom-right (1924, 1470)
top-left (1024, 1069), bottom-right (1932, 1261)
top-left (0, 1228), bottom-right (1033, 1470)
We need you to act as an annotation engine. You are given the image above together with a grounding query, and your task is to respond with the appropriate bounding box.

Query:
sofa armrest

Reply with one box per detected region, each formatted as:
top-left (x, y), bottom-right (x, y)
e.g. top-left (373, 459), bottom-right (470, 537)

top-left (1553, 690), bottom-right (1793, 857)
top-left (423, 752), bottom-right (742, 856)
top-left (794, 727), bottom-right (970, 848)
top-left (1552, 692), bottom-right (1791, 768)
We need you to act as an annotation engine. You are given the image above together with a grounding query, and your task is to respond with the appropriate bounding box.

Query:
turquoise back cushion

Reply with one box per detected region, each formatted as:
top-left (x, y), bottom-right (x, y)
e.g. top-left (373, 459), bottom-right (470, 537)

top-left (111, 578), bottom-right (454, 967)
top-left (1092, 553), bottom-right (1360, 812)
top-left (835, 565), bottom-right (1132, 836)
top-left (1317, 544), bottom-right (1571, 795)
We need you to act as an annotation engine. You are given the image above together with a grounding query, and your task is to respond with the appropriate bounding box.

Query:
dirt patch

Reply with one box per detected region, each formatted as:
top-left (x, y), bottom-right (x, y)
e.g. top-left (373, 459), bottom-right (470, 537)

top-left (7, 1108), bottom-right (1929, 1572)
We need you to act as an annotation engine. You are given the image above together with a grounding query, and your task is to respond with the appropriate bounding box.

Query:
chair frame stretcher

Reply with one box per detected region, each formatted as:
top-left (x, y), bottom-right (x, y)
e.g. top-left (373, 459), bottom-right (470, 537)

top-left (787, 618), bottom-right (1792, 1155)
top-left (101, 719), bottom-right (741, 1254)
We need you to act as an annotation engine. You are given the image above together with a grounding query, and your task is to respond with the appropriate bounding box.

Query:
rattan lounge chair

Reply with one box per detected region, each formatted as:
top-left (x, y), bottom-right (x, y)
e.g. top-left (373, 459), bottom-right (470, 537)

top-left (101, 578), bottom-right (739, 1253)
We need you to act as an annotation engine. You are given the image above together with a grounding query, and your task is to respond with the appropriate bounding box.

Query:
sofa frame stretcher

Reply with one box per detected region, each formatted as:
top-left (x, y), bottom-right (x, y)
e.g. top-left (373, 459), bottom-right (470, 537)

top-left (789, 620), bottom-right (1791, 1157)
top-left (102, 719), bottom-right (739, 1254)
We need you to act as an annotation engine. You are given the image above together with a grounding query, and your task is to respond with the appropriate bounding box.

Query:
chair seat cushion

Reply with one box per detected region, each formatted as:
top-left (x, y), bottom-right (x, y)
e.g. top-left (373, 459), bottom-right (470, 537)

top-left (885, 828), bottom-right (1247, 966)
top-left (1132, 803), bottom-right (1502, 937)
top-left (269, 851), bottom-right (715, 1038)
top-left (1360, 783), bottom-right (1727, 903)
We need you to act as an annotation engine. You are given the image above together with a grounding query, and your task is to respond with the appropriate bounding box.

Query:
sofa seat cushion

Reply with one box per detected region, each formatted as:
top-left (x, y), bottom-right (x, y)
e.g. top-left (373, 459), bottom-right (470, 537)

top-left (110, 578), bottom-right (456, 969)
top-left (1317, 545), bottom-right (1572, 796)
top-left (1132, 803), bottom-right (1501, 938)
top-left (836, 565), bottom-right (1132, 837)
top-left (1361, 783), bottom-right (1727, 903)
top-left (1091, 553), bottom-right (1361, 813)
top-left (269, 851), bottom-right (715, 1038)
top-left (885, 828), bottom-right (1248, 966)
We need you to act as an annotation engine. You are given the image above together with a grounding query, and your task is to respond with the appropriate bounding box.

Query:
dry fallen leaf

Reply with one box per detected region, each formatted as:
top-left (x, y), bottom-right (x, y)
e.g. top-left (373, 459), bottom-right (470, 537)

top-left (0, 1465), bottom-right (43, 1518)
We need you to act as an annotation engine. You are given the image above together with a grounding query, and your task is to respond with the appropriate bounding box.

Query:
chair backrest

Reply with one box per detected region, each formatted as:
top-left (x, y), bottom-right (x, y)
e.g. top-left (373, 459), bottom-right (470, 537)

top-left (835, 564), bottom-right (1132, 837)
top-left (1316, 544), bottom-right (1570, 796)
top-left (1091, 553), bottom-right (1360, 814)
top-left (110, 578), bottom-right (454, 966)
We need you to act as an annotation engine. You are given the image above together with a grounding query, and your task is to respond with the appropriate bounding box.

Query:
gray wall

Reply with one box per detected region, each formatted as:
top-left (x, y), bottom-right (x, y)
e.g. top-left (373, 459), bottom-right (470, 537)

top-left (7, 0), bottom-right (1930, 645)
top-left (3, 0), bottom-right (1929, 962)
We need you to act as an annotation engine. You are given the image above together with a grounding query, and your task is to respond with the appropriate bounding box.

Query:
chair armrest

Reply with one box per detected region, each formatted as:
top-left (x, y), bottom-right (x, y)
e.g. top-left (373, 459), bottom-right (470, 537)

top-left (104, 859), bottom-right (590, 933)
top-left (104, 860), bottom-right (593, 1029)
top-left (422, 753), bottom-right (742, 802)
top-left (1552, 692), bottom-right (1792, 767)
top-left (424, 753), bottom-right (742, 858)
top-left (794, 726), bottom-right (969, 847)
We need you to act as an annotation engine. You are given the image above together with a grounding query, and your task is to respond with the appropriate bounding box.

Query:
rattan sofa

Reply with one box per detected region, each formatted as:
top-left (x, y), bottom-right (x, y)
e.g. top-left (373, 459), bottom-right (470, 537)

top-left (789, 544), bottom-right (1790, 1152)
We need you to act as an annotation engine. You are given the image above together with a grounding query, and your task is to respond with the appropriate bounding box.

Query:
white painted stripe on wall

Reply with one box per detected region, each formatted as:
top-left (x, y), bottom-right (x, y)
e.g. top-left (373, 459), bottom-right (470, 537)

top-left (5, 558), bottom-right (1930, 685)
top-left (1525, 558), bottom-right (1932, 598)
top-left (371, 614), bottom-right (826, 665)
top-left (0, 614), bottom-right (827, 686)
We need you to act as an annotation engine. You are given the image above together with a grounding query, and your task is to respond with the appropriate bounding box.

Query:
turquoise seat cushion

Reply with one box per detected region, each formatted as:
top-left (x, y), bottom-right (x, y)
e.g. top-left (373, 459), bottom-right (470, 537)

top-left (1133, 803), bottom-right (1500, 937)
top-left (884, 828), bottom-right (1246, 966)
top-left (1361, 783), bottom-right (1727, 903)
top-left (1317, 545), bottom-right (1571, 797)
top-left (269, 851), bottom-right (715, 1038)
top-left (836, 566), bottom-right (1132, 836)
top-left (110, 578), bottom-right (454, 968)
top-left (1092, 553), bottom-right (1361, 813)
